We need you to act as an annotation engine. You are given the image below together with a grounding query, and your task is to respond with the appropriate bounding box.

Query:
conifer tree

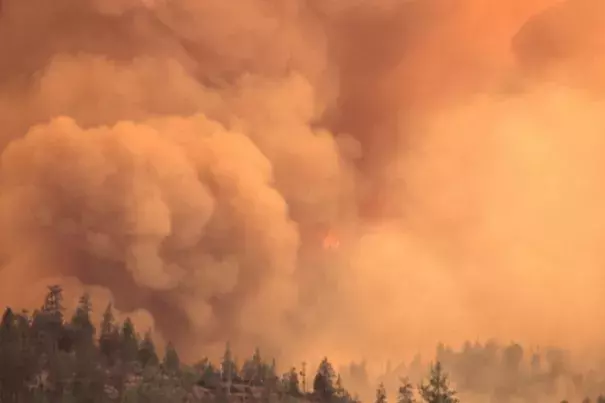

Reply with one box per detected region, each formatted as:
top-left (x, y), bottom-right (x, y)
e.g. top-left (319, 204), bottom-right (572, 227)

top-left (283, 367), bottom-right (301, 396)
top-left (376, 382), bottom-right (387, 403)
top-left (398, 377), bottom-right (416, 403)
top-left (98, 303), bottom-right (119, 363)
top-left (163, 341), bottom-right (180, 373)
top-left (0, 307), bottom-right (29, 403)
top-left (419, 362), bottom-right (459, 403)
top-left (301, 361), bottom-right (307, 393)
top-left (42, 285), bottom-right (65, 317)
top-left (70, 293), bottom-right (95, 353)
top-left (0, 308), bottom-right (15, 342)
top-left (138, 330), bottom-right (159, 368)
top-left (119, 317), bottom-right (139, 364)
top-left (314, 357), bottom-right (336, 400)
top-left (221, 342), bottom-right (238, 384)
top-left (335, 374), bottom-right (346, 398)
top-left (32, 285), bottom-right (65, 357)
top-left (242, 346), bottom-right (263, 384)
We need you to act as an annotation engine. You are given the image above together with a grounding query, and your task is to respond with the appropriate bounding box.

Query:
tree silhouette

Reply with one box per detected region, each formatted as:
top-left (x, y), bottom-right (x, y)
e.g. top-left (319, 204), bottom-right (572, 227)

top-left (42, 285), bottom-right (64, 316)
top-left (70, 293), bottom-right (95, 355)
top-left (376, 382), bottom-right (387, 403)
top-left (314, 357), bottom-right (336, 400)
top-left (3, 285), bottom-right (605, 403)
top-left (419, 362), bottom-right (459, 403)
top-left (283, 367), bottom-right (302, 396)
top-left (98, 303), bottom-right (119, 364)
top-left (398, 377), bottom-right (416, 403)
top-left (138, 330), bottom-right (158, 368)
top-left (119, 317), bottom-right (139, 365)
top-left (163, 341), bottom-right (180, 373)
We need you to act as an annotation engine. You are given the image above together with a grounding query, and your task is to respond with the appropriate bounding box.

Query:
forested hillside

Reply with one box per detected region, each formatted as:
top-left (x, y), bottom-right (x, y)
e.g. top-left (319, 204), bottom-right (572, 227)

top-left (0, 285), bottom-right (466, 403)
top-left (3, 286), bottom-right (605, 403)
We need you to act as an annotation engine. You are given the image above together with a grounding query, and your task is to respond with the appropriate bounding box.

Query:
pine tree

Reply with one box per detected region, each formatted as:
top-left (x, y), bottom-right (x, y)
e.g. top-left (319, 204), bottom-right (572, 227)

top-left (313, 357), bottom-right (336, 400)
top-left (0, 307), bottom-right (30, 403)
top-left (163, 341), bottom-right (180, 373)
top-left (0, 308), bottom-right (15, 342)
top-left (398, 377), bottom-right (416, 403)
top-left (301, 361), bottom-right (307, 393)
top-left (42, 285), bottom-right (64, 317)
top-left (264, 358), bottom-right (279, 394)
top-left (283, 367), bottom-right (301, 396)
top-left (74, 293), bottom-right (92, 318)
top-left (98, 303), bottom-right (119, 363)
top-left (138, 330), bottom-right (159, 368)
top-left (419, 362), bottom-right (459, 403)
top-left (199, 361), bottom-right (221, 388)
top-left (99, 303), bottom-right (115, 336)
top-left (503, 343), bottom-right (523, 373)
top-left (119, 317), bottom-right (139, 364)
top-left (242, 346), bottom-right (263, 385)
top-left (221, 342), bottom-right (237, 384)
top-left (376, 382), bottom-right (387, 403)
top-left (335, 374), bottom-right (346, 398)
top-left (253, 347), bottom-right (263, 383)
top-left (70, 293), bottom-right (95, 353)
top-left (32, 285), bottom-right (65, 357)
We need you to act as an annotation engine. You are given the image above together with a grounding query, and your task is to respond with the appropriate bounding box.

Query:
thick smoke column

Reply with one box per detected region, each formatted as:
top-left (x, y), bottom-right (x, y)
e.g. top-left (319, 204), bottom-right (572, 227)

top-left (0, 0), bottom-right (604, 367)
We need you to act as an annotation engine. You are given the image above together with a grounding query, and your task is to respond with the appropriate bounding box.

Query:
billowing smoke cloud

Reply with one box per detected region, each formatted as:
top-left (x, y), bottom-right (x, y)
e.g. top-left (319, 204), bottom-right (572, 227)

top-left (0, 0), bottom-right (604, 372)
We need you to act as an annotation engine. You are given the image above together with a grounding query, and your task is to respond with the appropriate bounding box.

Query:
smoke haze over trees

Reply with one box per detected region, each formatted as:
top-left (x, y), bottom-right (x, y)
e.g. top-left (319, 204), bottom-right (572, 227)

top-left (1, 0), bottom-right (605, 383)
top-left (3, 286), bottom-right (605, 403)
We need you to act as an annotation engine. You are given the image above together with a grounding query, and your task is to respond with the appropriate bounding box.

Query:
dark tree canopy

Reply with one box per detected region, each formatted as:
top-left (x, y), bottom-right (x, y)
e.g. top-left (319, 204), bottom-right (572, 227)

top-left (419, 362), bottom-right (459, 403)
top-left (398, 377), bottom-right (416, 403)
top-left (314, 357), bottom-right (337, 400)
top-left (0, 287), bottom-right (603, 403)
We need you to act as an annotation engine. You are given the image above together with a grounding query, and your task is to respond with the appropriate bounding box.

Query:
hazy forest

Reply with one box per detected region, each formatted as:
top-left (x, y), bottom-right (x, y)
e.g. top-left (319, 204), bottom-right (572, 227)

top-left (1, 285), bottom-right (605, 403)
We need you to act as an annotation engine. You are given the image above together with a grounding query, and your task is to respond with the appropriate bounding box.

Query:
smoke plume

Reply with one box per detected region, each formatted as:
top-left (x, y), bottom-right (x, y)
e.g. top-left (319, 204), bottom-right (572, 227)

top-left (0, 0), bottom-right (604, 371)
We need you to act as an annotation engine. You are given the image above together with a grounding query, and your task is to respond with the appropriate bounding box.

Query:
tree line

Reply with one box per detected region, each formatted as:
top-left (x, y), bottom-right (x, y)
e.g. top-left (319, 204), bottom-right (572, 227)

top-left (1, 285), bottom-right (601, 403)
top-left (362, 341), bottom-right (605, 403)
top-left (0, 285), bottom-right (460, 403)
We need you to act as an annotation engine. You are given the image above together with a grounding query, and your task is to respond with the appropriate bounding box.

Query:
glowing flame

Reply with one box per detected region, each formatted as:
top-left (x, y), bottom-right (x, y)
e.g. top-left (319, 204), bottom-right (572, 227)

top-left (322, 231), bottom-right (340, 250)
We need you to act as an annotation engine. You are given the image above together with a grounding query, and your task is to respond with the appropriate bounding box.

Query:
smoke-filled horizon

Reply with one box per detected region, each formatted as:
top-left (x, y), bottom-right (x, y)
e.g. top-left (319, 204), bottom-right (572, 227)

top-left (0, 0), bottom-right (604, 370)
